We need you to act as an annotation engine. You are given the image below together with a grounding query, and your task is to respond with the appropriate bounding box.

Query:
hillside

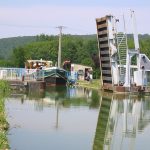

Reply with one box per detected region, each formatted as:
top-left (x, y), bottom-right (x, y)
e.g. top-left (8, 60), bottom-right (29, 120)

top-left (0, 34), bottom-right (98, 60)
top-left (0, 34), bottom-right (150, 60)
top-left (0, 36), bottom-right (36, 59)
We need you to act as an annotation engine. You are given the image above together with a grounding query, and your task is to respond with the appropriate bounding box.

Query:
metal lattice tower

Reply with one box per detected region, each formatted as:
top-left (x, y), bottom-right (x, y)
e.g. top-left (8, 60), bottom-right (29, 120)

top-left (117, 32), bottom-right (128, 81)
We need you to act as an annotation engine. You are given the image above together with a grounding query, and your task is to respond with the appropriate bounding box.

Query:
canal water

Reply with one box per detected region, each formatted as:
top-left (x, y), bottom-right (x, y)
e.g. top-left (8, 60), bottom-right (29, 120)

top-left (5, 87), bottom-right (150, 150)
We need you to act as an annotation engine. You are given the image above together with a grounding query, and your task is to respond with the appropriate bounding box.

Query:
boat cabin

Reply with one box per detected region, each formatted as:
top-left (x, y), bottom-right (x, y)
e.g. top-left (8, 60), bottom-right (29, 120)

top-left (63, 61), bottom-right (93, 81)
top-left (71, 64), bottom-right (93, 81)
top-left (25, 59), bottom-right (53, 69)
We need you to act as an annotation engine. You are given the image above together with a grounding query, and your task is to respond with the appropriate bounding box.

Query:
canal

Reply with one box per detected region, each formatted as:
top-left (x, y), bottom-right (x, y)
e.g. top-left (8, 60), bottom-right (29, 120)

top-left (5, 87), bottom-right (150, 150)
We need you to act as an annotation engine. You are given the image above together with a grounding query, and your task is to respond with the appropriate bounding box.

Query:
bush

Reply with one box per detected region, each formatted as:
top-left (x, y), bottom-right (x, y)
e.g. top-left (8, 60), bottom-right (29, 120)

top-left (0, 80), bottom-right (10, 93)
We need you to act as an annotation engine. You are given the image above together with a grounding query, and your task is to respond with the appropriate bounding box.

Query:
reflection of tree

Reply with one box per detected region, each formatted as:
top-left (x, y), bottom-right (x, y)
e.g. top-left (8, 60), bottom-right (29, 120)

top-left (45, 86), bottom-right (67, 100)
top-left (90, 90), bottom-right (100, 108)
top-left (138, 98), bottom-right (150, 132)
top-left (45, 87), bottom-right (100, 108)
top-left (27, 89), bottom-right (45, 100)
top-left (10, 87), bottom-right (100, 114)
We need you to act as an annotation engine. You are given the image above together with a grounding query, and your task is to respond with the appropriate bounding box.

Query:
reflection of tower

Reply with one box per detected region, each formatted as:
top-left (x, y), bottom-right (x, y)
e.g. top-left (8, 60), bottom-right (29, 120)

top-left (93, 93), bottom-right (113, 150)
top-left (123, 98), bottom-right (136, 138)
top-left (93, 94), bottom-right (150, 150)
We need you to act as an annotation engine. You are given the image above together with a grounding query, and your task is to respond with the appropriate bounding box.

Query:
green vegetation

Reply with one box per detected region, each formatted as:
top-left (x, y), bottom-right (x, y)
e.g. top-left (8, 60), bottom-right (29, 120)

top-left (0, 80), bottom-right (10, 149)
top-left (0, 80), bottom-right (10, 93)
top-left (0, 36), bottom-right (36, 60)
top-left (128, 34), bottom-right (150, 57)
top-left (11, 34), bottom-right (98, 68)
top-left (0, 34), bottom-right (100, 77)
top-left (0, 34), bottom-right (150, 79)
top-left (77, 79), bottom-right (101, 90)
top-left (62, 98), bottom-right (89, 107)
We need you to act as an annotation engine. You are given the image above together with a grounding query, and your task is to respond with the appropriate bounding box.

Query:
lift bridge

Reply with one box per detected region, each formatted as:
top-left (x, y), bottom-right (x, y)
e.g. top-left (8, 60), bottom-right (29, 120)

top-left (96, 13), bottom-right (150, 93)
top-left (96, 15), bottom-right (128, 91)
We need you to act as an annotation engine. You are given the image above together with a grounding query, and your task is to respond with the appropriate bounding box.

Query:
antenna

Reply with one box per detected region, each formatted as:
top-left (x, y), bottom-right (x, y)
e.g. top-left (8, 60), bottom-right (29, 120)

top-left (130, 10), bottom-right (139, 51)
top-left (56, 26), bottom-right (66, 68)
top-left (123, 14), bottom-right (127, 34)
top-left (130, 10), bottom-right (140, 70)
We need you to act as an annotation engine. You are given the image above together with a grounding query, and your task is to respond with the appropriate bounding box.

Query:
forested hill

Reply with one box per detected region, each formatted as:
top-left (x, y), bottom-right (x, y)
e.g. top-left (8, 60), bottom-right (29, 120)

top-left (0, 34), bottom-right (150, 69)
top-left (0, 34), bottom-right (150, 60)
top-left (0, 36), bottom-right (36, 59)
top-left (0, 35), bottom-right (97, 59)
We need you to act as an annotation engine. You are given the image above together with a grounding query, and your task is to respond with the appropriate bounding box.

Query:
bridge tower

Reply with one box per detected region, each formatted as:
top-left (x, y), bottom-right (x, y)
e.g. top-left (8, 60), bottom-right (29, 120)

top-left (96, 15), bottom-right (119, 91)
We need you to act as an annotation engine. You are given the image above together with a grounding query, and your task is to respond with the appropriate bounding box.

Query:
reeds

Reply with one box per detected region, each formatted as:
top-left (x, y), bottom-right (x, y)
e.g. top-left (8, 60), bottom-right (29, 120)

top-left (0, 80), bottom-right (10, 149)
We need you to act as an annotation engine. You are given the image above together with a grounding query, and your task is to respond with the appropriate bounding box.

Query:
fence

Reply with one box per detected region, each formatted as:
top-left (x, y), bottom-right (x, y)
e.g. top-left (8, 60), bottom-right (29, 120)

top-left (0, 68), bottom-right (44, 81)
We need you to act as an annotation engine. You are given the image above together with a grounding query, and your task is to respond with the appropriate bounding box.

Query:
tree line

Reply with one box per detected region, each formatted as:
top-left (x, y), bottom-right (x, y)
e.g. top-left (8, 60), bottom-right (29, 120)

top-left (0, 34), bottom-right (150, 79)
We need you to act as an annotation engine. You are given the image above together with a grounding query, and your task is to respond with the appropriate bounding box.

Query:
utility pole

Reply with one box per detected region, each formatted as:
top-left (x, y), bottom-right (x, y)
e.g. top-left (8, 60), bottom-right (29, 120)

top-left (56, 26), bottom-right (65, 68)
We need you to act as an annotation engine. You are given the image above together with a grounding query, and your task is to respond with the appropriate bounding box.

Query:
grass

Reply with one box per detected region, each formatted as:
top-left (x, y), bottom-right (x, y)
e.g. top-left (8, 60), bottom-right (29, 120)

top-left (0, 80), bottom-right (10, 150)
top-left (0, 80), bottom-right (10, 93)
top-left (0, 130), bottom-right (9, 150)
top-left (77, 79), bottom-right (101, 90)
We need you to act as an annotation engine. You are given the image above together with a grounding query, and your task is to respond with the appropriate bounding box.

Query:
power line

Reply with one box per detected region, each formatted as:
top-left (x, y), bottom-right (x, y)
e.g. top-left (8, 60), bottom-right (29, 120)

top-left (0, 24), bottom-right (55, 29)
top-left (0, 24), bottom-right (93, 33)
top-left (66, 27), bottom-right (91, 33)
top-left (0, 23), bottom-right (96, 36)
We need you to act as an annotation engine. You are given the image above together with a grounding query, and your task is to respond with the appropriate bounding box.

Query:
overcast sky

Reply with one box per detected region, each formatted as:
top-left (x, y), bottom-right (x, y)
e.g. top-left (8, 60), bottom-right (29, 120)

top-left (0, 0), bottom-right (150, 38)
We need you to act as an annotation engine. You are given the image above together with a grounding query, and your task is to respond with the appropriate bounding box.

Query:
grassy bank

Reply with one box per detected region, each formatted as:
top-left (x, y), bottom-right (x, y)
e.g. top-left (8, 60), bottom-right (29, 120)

top-left (77, 79), bottom-right (101, 90)
top-left (0, 80), bottom-right (10, 149)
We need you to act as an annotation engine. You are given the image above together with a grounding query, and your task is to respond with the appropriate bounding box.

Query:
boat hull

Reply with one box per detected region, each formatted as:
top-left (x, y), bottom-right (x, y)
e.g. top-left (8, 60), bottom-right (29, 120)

top-left (43, 67), bottom-right (67, 86)
top-left (44, 76), bottom-right (67, 86)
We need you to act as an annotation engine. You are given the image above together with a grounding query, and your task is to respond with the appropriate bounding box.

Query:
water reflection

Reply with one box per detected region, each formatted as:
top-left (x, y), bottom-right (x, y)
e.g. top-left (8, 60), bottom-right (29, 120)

top-left (93, 93), bottom-right (150, 150)
top-left (6, 87), bottom-right (100, 150)
top-left (10, 86), bottom-right (100, 111)
top-left (7, 87), bottom-right (150, 150)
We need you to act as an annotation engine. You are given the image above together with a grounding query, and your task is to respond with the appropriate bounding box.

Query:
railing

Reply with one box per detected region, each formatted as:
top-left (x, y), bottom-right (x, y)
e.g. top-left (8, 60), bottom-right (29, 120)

top-left (0, 68), bottom-right (80, 83)
top-left (0, 68), bottom-right (44, 81)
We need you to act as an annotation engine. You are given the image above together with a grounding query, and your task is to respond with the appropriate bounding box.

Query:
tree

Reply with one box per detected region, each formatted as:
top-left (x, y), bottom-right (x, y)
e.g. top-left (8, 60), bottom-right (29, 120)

top-left (12, 47), bottom-right (26, 68)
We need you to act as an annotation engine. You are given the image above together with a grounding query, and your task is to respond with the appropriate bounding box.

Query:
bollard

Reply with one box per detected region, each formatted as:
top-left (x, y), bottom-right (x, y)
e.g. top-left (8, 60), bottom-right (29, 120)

top-left (22, 75), bottom-right (24, 81)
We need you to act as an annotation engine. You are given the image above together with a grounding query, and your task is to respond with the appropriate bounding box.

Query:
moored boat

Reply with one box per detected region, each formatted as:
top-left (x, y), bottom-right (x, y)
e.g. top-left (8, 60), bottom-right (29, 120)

top-left (43, 67), bottom-right (68, 86)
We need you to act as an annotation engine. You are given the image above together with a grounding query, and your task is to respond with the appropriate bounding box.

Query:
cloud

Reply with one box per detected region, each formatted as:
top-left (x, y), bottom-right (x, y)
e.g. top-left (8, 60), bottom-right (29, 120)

top-left (0, 5), bottom-right (149, 38)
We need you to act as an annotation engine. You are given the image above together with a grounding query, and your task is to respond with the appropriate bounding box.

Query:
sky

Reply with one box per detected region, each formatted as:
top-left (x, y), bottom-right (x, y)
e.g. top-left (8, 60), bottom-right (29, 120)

top-left (0, 0), bottom-right (150, 38)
